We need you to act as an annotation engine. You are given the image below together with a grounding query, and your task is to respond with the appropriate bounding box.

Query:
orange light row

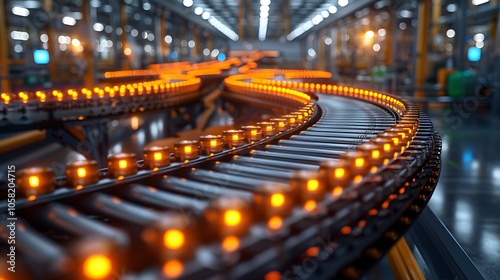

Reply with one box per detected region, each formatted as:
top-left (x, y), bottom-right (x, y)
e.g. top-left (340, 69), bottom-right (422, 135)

top-left (15, 103), bottom-right (315, 199)
top-left (0, 75), bottom-right (201, 105)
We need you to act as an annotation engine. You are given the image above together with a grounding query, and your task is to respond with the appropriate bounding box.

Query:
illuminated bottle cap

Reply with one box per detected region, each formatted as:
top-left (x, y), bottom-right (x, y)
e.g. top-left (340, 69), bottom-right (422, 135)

top-left (290, 112), bottom-right (304, 124)
top-left (152, 213), bottom-right (195, 260)
top-left (107, 153), bottom-right (138, 178)
top-left (253, 183), bottom-right (294, 218)
top-left (378, 132), bottom-right (403, 151)
top-left (304, 104), bottom-right (314, 115)
top-left (204, 196), bottom-right (252, 237)
top-left (269, 118), bottom-right (289, 132)
top-left (281, 115), bottom-right (298, 127)
top-left (387, 126), bottom-right (411, 143)
top-left (73, 237), bottom-right (116, 280)
top-left (174, 140), bottom-right (199, 161)
top-left (340, 151), bottom-right (370, 177)
top-left (17, 167), bottom-right (55, 197)
top-left (143, 146), bottom-right (171, 169)
top-left (290, 170), bottom-right (326, 202)
top-left (256, 122), bottom-right (277, 137)
top-left (199, 135), bottom-right (224, 154)
top-left (319, 161), bottom-right (352, 191)
top-left (393, 123), bottom-right (416, 138)
top-left (222, 130), bottom-right (245, 148)
top-left (66, 160), bottom-right (99, 187)
top-left (356, 143), bottom-right (384, 166)
top-left (82, 254), bottom-right (112, 279)
top-left (242, 125), bottom-right (263, 142)
top-left (297, 109), bottom-right (310, 119)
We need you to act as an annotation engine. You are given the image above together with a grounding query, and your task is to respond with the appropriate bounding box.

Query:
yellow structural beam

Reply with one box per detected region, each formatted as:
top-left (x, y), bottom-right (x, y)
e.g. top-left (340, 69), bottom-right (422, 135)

top-left (387, 238), bottom-right (426, 280)
top-left (0, 131), bottom-right (46, 154)
top-left (0, 0), bottom-right (10, 92)
top-left (415, 0), bottom-right (430, 98)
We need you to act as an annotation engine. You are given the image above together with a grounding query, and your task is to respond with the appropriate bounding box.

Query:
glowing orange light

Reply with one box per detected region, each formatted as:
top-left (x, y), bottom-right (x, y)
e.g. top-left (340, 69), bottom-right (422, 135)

top-left (163, 229), bottom-right (185, 250)
top-left (29, 176), bottom-right (39, 188)
top-left (355, 158), bottom-right (364, 167)
top-left (224, 210), bottom-right (241, 227)
top-left (353, 175), bottom-right (363, 183)
top-left (232, 134), bottom-right (239, 141)
top-left (383, 143), bottom-right (391, 151)
top-left (335, 168), bottom-right (345, 178)
top-left (332, 186), bottom-right (343, 196)
top-left (264, 271), bottom-right (281, 280)
top-left (77, 168), bottom-right (86, 178)
top-left (162, 260), bottom-right (183, 278)
top-left (270, 193), bottom-right (285, 207)
top-left (392, 138), bottom-right (400, 145)
top-left (268, 216), bottom-right (283, 230)
top-left (251, 129), bottom-right (257, 136)
top-left (153, 152), bottom-right (163, 161)
top-left (305, 246), bottom-right (320, 257)
top-left (307, 179), bottom-right (319, 191)
top-left (118, 160), bottom-right (128, 169)
top-left (222, 236), bottom-right (240, 252)
top-left (82, 255), bottom-right (112, 279)
top-left (304, 200), bottom-right (316, 212)
top-left (184, 146), bottom-right (192, 153)
top-left (372, 150), bottom-right (380, 159)
top-left (210, 140), bottom-right (217, 147)
top-left (341, 226), bottom-right (351, 235)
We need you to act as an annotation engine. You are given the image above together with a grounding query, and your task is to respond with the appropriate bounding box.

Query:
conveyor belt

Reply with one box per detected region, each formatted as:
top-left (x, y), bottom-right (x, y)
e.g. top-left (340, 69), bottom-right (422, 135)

top-left (0, 66), bottom-right (441, 280)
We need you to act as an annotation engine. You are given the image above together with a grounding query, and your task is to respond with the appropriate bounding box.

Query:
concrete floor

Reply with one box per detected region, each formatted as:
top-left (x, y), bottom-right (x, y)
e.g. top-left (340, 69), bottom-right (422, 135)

top-left (425, 104), bottom-right (500, 280)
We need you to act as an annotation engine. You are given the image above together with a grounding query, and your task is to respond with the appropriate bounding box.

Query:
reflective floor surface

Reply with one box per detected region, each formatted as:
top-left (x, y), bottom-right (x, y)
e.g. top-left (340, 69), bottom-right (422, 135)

top-left (425, 104), bottom-right (500, 280)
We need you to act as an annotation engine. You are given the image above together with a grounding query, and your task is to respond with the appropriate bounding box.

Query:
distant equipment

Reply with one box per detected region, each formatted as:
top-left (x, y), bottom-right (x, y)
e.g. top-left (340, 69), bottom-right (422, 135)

top-left (468, 47), bottom-right (481, 62)
top-left (34, 50), bottom-right (50, 64)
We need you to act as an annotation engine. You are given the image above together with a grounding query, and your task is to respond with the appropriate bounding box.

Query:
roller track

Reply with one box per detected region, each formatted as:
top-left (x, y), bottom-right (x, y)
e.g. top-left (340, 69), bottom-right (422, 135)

top-left (0, 63), bottom-right (441, 280)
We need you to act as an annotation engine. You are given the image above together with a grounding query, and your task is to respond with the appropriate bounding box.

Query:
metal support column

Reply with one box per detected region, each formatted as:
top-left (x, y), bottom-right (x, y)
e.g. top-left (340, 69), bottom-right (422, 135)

top-left (329, 27), bottom-right (338, 77)
top-left (455, 0), bottom-right (468, 71)
top-left (155, 11), bottom-right (164, 64)
top-left (415, 0), bottom-right (430, 98)
top-left (192, 26), bottom-right (200, 59)
top-left (43, 0), bottom-right (58, 86)
top-left (246, 0), bottom-right (254, 40)
top-left (238, 0), bottom-right (244, 40)
top-left (111, 0), bottom-right (121, 69)
top-left (120, 0), bottom-right (129, 69)
top-left (285, 0), bottom-right (290, 36)
top-left (160, 11), bottom-right (168, 62)
top-left (318, 31), bottom-right (325, 71)
top-left (0, 0), bottom-right (10, 92)
top-left (82, 0), bottom-right (97, 88)
top-left (431, 0), bottom-right (441, 51)
top-left (207, 34), bottom-right (213, 52)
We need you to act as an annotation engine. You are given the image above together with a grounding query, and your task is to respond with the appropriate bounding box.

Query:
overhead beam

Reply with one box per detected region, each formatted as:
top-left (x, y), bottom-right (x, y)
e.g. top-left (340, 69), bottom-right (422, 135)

top-left (149, 0), bottom-right (228, 41)
top-left (293, 0), bottom-right (377, 41)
